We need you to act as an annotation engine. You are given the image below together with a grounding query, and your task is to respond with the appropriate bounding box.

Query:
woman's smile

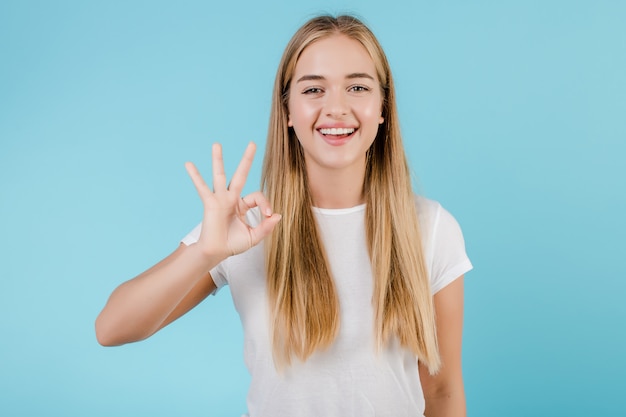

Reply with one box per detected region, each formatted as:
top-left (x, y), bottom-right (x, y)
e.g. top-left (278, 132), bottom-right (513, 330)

top-left (317, 125), bottom-right (358, 146)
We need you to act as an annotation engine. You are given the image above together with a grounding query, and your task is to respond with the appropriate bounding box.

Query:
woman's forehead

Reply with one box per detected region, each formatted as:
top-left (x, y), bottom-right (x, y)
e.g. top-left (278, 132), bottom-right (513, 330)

top-left (293, 35), bottom-right (378, 80)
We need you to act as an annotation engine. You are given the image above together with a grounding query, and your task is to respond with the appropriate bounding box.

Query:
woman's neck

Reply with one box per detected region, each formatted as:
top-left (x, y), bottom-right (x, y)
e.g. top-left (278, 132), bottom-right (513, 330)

top-left (306, 164), bottom-right (366, 209)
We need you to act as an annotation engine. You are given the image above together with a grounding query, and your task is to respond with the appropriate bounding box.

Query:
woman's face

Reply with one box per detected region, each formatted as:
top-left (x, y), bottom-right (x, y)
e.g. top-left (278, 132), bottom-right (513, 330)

top-left (287, 34), bottom-right (384, 177)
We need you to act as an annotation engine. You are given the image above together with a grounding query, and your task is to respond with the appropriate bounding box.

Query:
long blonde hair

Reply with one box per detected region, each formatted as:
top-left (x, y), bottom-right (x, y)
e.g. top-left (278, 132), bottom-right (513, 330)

top-left (261, 15), bottom-right (440, 374)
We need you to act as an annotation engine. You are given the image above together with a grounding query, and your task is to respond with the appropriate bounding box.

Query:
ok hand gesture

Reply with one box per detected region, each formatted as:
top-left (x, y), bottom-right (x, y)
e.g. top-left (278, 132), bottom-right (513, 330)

top-left (185, 142), bottom-right (281, 260)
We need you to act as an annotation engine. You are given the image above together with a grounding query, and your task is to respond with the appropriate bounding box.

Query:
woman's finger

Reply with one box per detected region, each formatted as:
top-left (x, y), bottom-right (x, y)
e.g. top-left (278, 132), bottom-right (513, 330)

top-left (212, 143), bottom-right (227, 193)
top-left (185, 162), bottom-right (213, 200)
top-left (241, 191), bottom-right (274, 217)
top-left (229, 142), bottom-right (256, 195)
top-left (248, 213), bottom-right (282, 247)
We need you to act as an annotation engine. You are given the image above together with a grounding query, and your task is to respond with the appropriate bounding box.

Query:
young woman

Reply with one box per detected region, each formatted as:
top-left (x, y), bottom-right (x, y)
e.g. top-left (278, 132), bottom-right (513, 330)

top-left (96, 15), bottom-right (472, 417)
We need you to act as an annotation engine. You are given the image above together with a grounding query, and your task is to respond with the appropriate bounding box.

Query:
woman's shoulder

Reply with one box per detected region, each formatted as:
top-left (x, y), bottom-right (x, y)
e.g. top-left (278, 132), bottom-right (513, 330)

top-left (413, 194), bottom-right (465, 244)
top-left (414, 194), bottom-right (473, 292)
top-left (413, 194), bottom-right (443, 228)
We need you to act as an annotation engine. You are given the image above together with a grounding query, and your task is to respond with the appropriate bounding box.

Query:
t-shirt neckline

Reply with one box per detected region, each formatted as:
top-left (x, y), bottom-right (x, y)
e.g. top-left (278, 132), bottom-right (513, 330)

top-left (311, 203), bottom-right (366, 216)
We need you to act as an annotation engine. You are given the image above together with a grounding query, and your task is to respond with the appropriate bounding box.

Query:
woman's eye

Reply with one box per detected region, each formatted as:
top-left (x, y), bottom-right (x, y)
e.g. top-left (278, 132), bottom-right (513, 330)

top-left (349, 85), bottom-right (369, 92)
top-left (303, 87), bottom-right (323, 94)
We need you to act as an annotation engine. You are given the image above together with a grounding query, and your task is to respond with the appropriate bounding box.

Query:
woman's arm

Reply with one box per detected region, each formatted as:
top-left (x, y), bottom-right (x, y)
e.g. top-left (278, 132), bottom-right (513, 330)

top-left (95, 143), bottom-right (281, 346)
top-left (95, 243), bottom-right (219, 346)
top-left (419, 276), bottom-right (466, 417)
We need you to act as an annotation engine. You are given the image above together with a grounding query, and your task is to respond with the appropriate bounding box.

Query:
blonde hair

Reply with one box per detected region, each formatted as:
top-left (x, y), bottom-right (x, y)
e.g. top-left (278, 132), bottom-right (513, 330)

top-left (261, 15), bottom-right (440, 374)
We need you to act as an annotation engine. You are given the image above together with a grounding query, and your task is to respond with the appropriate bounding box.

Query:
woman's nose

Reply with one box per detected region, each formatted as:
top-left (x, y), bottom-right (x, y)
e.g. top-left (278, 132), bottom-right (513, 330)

top-left (324, 90), bottom-right (348, 118)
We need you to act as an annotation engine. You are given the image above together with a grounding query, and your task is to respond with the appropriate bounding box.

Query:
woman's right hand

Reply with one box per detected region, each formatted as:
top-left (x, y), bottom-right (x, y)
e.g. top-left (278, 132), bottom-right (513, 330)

top-left (185, 142), bottom-right (281, 260)
top-left (95, 142), bottom-right (279, 346)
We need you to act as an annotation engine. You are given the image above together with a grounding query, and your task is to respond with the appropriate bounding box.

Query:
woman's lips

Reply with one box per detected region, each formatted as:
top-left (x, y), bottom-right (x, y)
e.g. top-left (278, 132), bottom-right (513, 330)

top-left (317, 127), bottom-right (358, 146)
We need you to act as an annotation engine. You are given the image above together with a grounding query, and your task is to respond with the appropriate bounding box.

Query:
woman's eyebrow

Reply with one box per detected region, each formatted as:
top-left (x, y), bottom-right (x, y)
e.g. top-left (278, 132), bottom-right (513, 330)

top-left (296, 72), bottom-right (375, 83)
top-left (346, 72), bottom-right (375, 80)
top-left (296, 74), bottom-right (325, 83)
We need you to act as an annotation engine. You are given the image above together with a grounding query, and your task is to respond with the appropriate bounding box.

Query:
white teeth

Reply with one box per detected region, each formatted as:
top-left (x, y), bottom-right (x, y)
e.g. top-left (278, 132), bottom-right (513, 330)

top-left (320, 127), bottom-right (355, 136)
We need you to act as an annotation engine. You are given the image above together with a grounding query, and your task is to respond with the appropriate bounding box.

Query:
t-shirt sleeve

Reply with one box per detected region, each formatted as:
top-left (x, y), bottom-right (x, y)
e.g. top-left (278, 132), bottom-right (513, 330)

top-left (428, 204), bottom-right (473, 294)
top-left (180, 223), bottom-right (228, 293)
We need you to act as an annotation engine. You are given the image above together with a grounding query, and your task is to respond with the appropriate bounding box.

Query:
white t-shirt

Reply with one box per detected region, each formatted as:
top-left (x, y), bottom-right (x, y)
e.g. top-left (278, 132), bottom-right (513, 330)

top-left (182, 195), bottom-right (472, 417)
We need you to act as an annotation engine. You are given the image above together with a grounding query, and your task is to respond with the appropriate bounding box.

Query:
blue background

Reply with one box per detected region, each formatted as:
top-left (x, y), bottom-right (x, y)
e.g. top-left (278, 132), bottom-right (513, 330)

top-left (1, 1), bottom-right (624, 416)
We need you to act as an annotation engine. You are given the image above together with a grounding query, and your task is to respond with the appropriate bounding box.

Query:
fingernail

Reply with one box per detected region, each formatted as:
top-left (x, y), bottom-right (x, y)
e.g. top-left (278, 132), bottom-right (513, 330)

top-left (265, 208), bottom-right (272, 216)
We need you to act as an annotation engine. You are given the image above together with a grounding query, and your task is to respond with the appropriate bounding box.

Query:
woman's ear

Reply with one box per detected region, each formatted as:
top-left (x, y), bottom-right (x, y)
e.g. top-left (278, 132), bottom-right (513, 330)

top-left (379, 115), bottom-right (384, 124)
top-left (288, 115), bottom-right (293, 127)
